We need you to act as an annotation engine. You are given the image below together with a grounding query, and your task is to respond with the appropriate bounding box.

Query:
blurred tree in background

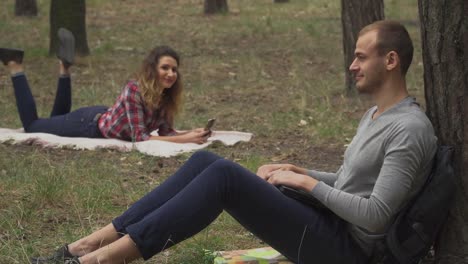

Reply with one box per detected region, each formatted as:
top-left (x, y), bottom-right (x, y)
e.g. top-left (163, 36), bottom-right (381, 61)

top-left (204, 0), bottom-right (229, 14)
top-left (341, 0), bottom-right (384, 94)
top-left (15, 0), bottom-right (37, 16)
top-left (49, 0), bottom-right (89, 56)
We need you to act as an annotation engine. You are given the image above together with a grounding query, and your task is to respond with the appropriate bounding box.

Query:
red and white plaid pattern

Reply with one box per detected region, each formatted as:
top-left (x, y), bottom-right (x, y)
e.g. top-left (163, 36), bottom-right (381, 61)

top-left (98, 81), bottom-right (175, 142)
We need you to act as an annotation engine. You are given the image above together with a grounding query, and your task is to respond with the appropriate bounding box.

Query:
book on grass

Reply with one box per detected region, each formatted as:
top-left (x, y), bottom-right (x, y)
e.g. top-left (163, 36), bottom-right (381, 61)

top-left (212, 246), bottom-right (293, 264)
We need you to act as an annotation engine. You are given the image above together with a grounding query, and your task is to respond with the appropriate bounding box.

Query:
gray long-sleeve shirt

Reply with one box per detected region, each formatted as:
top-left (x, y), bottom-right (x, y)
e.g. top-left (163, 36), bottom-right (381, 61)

top-left (308, 97), bottom-right (437, 256)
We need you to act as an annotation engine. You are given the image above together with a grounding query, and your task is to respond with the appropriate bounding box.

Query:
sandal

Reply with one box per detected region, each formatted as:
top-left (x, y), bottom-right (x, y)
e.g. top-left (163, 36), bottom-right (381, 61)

top-left (30, 244), bottom-right (76, 264)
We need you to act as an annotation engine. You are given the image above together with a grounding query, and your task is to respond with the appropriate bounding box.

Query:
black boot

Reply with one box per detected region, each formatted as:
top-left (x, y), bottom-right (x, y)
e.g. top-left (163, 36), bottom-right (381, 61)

top-left (0, 48), bottom-right (24, 65)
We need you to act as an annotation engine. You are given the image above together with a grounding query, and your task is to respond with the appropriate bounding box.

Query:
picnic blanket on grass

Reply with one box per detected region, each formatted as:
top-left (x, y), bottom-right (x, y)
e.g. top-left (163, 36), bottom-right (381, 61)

top-left (0, 128), bottom-right (252, 157)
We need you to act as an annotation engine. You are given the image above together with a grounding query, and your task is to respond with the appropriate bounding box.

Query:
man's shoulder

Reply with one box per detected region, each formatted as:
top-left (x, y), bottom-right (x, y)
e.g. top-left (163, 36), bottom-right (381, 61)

top-left (385, 108), bottom-right (436, 149)
top-left (383, 108), bottom-right (437, 156)
top-left (393, 106), bottom-right (433, 132)
top-left (365, 103), bottom-right (434, 142)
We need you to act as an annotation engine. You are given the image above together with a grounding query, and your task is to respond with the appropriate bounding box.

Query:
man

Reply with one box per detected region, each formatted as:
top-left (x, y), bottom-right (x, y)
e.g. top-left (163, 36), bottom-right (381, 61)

top-left (258, 20), bottom-right (437, 259)
top-left (31, 20), bottom-right (436, 264)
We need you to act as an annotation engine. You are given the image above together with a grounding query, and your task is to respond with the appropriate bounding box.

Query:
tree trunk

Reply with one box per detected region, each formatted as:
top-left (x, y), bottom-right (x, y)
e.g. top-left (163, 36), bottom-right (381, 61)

top-left (418, 0), bottom-right (468, 263)
top-left (15, 0), bottom-right (37, 16)
top-left (341, 0), bottom-right (384, 94)
top-left (204, 0), bottom-right (229, 14)
top-left (274, 0), bottom-right (289, 3)
top-left (49, 0), bottom-right (89, 57)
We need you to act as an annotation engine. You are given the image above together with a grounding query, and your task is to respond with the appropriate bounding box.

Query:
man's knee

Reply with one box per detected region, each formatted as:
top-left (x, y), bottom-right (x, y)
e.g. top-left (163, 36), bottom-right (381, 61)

top-left (207, 159), bottom-right (260, 192)
top-left (190, 150), bottom-right (222, 163)
top-left (212, 158), bottom-right (232, 166)
top-left (210, 159), bottom-right (246, 176)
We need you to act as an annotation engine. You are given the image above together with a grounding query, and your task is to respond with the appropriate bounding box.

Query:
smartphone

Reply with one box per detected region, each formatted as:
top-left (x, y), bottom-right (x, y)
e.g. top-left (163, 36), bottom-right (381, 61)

top-left (204, 118), bottom-right (216, 131)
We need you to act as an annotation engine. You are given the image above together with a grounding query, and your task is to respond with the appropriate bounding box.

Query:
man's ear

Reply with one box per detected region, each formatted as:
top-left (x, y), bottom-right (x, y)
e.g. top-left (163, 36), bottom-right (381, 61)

top-left (386, 51), bottom-right (399, 71)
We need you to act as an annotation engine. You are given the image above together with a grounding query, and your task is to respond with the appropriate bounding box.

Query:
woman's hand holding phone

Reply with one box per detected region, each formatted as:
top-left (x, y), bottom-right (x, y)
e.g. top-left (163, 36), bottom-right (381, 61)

top-left (204, 118), bottom-right (216, 136)
top-left (180, 129), bottom-right (210, 144)
top-left (175, 119), bottom-right (215, 144)
top-left (204, 118), bottom-right (216, 130)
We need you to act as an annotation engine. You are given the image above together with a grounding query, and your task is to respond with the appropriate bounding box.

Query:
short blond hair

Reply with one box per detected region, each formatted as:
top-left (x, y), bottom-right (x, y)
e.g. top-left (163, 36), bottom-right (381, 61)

top-left (360, 20), bottom-right (414, 75)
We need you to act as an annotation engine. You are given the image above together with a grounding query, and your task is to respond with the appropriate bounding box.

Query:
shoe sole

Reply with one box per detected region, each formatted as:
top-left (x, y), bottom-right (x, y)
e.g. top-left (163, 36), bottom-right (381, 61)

top-left (57, 28), bottom-right (75, 66)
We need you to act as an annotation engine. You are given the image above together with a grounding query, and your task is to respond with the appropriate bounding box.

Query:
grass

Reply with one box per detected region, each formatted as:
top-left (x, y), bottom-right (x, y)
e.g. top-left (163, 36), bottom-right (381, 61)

top-left (0, 0), bottom-right (423, 263)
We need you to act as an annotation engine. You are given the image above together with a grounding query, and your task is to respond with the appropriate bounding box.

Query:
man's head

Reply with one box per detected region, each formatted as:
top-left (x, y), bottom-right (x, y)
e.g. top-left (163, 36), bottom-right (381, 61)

top-left (349, 20), bottom-right (413, 94)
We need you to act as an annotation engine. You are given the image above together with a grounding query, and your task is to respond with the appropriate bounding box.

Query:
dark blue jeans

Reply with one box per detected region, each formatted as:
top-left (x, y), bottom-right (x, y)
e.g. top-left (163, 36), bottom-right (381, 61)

top-left (11, 73), bottom-right (106, 138)
top-left (112, 151), bottom-right (369, 263)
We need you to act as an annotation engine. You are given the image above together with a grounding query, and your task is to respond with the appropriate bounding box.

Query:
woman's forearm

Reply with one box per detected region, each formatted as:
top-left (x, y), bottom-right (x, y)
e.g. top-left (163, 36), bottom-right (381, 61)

top-left (149, 135), bottom-right (188, 143)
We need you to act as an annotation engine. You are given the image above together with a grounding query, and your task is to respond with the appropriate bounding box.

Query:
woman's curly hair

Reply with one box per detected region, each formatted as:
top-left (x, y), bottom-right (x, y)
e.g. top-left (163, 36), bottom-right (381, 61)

top-left (136, 45), bottom-right (183, 127)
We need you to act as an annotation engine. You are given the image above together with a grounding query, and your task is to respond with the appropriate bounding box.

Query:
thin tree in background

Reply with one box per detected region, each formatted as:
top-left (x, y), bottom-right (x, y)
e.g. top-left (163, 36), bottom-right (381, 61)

top-left (418, 0), bottom-right (468, 263)
top-left (15, 0), bottom-right (37, 16)
top-left (49, 0), bottom-right (89, 56)
top-left (341, 0), bottom-right (384, 93)
top-left (204, 0), bottom-right (229, 14)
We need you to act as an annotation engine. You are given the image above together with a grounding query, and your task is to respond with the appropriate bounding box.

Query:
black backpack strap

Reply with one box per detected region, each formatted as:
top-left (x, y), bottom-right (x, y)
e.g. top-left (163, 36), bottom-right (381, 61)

top-left (373, 146), bottom-right (455, 264)
top-left (368, 240), bottom-right (399, 264)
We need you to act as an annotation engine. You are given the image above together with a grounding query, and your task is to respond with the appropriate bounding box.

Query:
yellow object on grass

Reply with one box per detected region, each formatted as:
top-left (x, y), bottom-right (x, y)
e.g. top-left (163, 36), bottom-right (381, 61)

top-left (213, 247), bottom-right (293, 264)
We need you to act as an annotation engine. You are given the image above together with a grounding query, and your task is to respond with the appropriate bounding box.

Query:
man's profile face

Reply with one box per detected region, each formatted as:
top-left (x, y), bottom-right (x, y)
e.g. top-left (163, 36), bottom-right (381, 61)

top-left (349, 30), bottom-right (387, 94)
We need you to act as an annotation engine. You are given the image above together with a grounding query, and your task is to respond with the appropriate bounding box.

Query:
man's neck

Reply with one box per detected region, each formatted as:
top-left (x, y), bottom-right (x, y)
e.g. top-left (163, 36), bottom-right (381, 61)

top-left (372, 77), bottom-right (409, 119)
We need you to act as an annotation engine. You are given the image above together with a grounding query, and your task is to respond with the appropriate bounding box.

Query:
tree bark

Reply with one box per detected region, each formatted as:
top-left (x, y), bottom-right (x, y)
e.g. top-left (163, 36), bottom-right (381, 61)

top-left (49, 0), bottom-right (89, 57)
top-left (341, 0), bottom-right (384, 94)
top-left (204, 0), bottom-right (229, 14)
top-left (418, 0), bottom-right (468, 263)
top-left (15, 0), bottom-right (37, 17)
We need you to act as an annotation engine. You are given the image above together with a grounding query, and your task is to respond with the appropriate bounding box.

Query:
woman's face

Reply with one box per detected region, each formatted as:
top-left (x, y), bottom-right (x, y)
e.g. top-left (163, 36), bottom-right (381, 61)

top-left (157, 56), bottom-right (178, 89)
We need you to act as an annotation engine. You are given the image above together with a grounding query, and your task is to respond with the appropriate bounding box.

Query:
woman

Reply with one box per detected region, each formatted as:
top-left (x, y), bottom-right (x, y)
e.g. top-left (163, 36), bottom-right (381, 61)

top-left (0, 29), bottom-right (209, 144)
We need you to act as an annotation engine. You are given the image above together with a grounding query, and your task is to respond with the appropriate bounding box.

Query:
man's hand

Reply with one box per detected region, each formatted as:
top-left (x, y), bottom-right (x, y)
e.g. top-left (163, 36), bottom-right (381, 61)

top-left (256, 164), bottom-right (294, 180)
top-left (257, 164), bottom-right (318, 192)
top-left (268, 170), bottom-right (319, 192)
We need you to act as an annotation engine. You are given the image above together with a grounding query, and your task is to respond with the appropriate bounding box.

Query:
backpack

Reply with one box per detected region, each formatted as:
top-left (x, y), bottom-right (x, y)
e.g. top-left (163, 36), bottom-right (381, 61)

top-left (376, 145), bottom-right (456, 264)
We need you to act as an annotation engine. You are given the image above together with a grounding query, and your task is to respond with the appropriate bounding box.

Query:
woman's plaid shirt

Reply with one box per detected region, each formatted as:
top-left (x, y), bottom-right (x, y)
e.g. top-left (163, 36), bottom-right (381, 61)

top-left (98, 80), bottom-right (175, 141)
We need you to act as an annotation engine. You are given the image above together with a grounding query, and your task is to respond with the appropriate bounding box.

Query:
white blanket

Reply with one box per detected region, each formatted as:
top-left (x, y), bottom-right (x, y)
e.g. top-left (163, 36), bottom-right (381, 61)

top-left (0, 128), bottom-right (253, 157)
